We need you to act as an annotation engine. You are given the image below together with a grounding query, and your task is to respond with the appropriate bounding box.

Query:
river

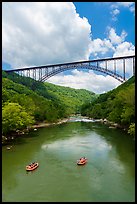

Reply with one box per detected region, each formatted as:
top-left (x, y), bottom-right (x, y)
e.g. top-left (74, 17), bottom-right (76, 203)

top-left (2, 117), bottom-right (135, 202)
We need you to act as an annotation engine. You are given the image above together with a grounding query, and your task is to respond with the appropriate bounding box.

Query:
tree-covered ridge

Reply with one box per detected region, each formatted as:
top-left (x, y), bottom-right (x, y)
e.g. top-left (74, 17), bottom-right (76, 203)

top-left (44, 81), bottom-right (97, 113)
top-left (81, 76), bottom-right (135, 137)
top-left (2, 71), bottom-right (97, 136)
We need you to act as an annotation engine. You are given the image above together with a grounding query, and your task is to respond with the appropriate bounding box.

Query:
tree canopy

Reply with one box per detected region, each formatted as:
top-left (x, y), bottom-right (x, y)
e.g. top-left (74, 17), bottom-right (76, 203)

top-left (81, 76), bottom-right (135, 138)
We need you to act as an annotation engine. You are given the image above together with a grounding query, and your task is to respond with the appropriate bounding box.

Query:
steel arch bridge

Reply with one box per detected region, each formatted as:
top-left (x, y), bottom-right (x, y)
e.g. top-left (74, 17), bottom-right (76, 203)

top-left (5, 55), bottom-right (135, 83)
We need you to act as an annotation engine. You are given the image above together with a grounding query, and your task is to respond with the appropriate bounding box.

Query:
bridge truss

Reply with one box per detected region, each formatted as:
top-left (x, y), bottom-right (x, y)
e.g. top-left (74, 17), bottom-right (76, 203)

top-left (5, 55), bottom-right (135, 83)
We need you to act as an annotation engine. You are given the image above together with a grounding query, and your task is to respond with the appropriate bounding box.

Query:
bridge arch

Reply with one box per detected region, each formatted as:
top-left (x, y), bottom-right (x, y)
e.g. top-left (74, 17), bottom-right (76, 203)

top-left (40, 64), bottom-right (125, 83)
top-left (5, 55), bottom-right (135, 84)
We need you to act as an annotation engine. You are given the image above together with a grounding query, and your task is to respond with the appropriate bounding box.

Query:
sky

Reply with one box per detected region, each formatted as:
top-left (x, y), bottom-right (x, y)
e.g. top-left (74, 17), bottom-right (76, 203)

top-left (2, 2), bottom-right (135, 94)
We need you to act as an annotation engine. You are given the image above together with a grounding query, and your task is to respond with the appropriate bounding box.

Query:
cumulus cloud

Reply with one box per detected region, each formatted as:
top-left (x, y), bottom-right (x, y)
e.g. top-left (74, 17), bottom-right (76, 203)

top-left (47, 25), bottom-right (134, 92)
top-left (2, 2), bottom-right (135, 94)
top-left (2, 2), bottom-right (91, 68)
top-left (108, 28), bottom-right (127, 45)
top-left (98, 28), bottom-right (135, 78)
top-left (89, 27), bottom-right (134, 58)
top-left (47, 69), bottom-right (121, 94)
top-left (89, 38), bottom-right (114, 57)
top-left (113, 42), bottom-right (135, 57)
top-left (113, 42), bottom-right (135, 77)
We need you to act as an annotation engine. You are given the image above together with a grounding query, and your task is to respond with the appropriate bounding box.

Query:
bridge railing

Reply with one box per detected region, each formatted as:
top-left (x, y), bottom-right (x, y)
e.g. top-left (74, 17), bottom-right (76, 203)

top-left (4, 55), bottom-right (135, 83)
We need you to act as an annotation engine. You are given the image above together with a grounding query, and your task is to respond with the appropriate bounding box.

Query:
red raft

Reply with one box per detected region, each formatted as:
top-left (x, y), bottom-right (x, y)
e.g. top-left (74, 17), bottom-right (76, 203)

top-left (26, 162), bottom-right (39, 171)
top-left (77, 157), bottom-right (87, 165)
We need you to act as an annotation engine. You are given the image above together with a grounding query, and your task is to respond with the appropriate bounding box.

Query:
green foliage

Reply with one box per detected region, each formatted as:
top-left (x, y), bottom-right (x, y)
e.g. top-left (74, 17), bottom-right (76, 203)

top-left (2, 103), bottom-right (34, 135)
top-left (44, 82), bottom-right (96, 113)
top-left (108, 107), bottom-right (123, 124)
top-left (81, 76), bottom-right (135, 132)
top-left (11, 94), bottom-right (36, 115)
top-left (107, 94), bottom-right (124, 123)
top-left (117, 84), bottom-right (135, 124)
top-left (121, 106), bottom-right (135, 124)
top-left (2, 70), bottom-right (135, 137)
top-left (128, 123), bottom-right (135, 138)
top-left (2, 71), bottom-right (97, 134)
top-left (89, 103), bottom-right (102, 119)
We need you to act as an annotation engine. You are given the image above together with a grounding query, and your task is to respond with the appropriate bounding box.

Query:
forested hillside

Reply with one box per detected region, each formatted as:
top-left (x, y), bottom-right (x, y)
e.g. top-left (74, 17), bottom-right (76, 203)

top-left (43, 82), bottom-right (98, 113)
top-left (81, 76), bottom-right (135, 137)
top-left (2, 70), bottom-right (134, 138)
top-left (2, 71), bottom-right (96, 136)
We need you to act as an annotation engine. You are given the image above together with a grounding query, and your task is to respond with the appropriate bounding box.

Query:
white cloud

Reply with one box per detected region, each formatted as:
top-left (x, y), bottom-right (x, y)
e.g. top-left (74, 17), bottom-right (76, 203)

top-left (2, 2), bottom-right (91, 68)
top-left (110, 2), bottom-right (135, 20)
top-left (89, 38), bottom-right (114, 57)
top-left (116, 2), bottom-right (134, 8)
top-left (2, 2), bottom-right (135, 94)
top-left (112, 8), bottom-right (120, 15)
top-left (113, 42), bottom-right (135, 77)
top-left (47, 69), bottom-right (121, 94)
top-left (113, 41), bottom-right (135, 58)
top-left (111, 2), bottom-right (135, 12)
top-left (111, 8), bottom-right (120, 21)
top-left (46, 25), bottom-right (134, 93)
top-left (89, 27), bottom-right (130, 56)
top-left (108, 27), bottom-right (127, 45)
top-left (117, 2), bottom-right (135, 14)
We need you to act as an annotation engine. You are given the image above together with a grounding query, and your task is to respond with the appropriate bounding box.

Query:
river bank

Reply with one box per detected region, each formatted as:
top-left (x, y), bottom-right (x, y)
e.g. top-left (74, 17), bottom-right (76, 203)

top-left (31, 118), bottom-right (69, 128)
top-left (2, 116), bottom-right (129, 146)
top-left (2, 118), bottom-right (69, 145)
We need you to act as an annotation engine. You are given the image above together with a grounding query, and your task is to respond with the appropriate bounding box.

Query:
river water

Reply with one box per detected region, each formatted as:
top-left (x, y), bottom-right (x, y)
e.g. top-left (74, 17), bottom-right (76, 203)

top-left (2, 117), bottom-right (135, 202)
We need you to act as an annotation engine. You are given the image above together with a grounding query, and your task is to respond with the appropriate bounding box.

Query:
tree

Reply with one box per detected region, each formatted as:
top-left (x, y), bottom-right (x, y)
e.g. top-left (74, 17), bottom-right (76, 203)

top-left (2, 102), bottom-right (34, 135)
top-left (128, 123), bottom-right (135, 138)
top-left (119, 85), bottom-right (135, 124)
top-left (11, 93), bottom-right (36, 115)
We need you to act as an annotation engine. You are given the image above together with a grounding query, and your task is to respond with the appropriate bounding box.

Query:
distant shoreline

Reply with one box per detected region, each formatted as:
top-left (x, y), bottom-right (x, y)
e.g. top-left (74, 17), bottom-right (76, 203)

top-left (2, 116), bottom-right (128, 146)
top-left (31, 118), bottom-right (69, 129)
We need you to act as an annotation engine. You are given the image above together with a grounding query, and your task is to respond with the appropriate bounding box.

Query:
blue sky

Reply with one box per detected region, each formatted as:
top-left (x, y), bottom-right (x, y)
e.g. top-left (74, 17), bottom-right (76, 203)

top-left (2, 2), bottom-right (135, 94)
top-left (73, 2), bottom-right (135, 44)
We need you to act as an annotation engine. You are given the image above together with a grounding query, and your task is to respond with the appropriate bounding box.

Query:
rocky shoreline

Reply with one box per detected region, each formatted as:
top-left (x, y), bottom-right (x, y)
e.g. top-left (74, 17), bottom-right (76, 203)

top-left (2, 117), bottom-right (128, 146)
top-left (31, 118), bottom-right (69, 128)
top-left (2, 118), bottom-right (69, 145)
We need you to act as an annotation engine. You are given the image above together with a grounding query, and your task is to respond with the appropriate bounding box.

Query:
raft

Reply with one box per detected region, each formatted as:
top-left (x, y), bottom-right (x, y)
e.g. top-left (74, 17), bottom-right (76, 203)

top-left (77, 158), bottom-right (87, 165)
top-left (26, 162), bottom-right (39, 171)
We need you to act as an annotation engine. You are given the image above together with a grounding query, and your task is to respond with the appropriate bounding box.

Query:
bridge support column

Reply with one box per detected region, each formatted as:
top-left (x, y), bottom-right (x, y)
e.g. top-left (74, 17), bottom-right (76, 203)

top-left (133, 57), bottom-right (135, 76)
top-left (114, 60), bottom-right (116, 74)
top-left (123, 59), bottom-right (125, 80)
top-left (105, 61), bottom-right (107, 70)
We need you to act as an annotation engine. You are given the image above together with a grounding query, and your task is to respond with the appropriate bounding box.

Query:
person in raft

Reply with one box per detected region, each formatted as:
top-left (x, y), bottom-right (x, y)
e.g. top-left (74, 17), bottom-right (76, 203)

top-left (80, 157), bottom-right (86, 162)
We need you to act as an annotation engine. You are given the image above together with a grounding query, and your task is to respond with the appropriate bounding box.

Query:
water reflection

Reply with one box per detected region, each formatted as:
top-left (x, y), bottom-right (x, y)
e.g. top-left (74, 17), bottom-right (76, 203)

top-left (2, 119), bottom-right (135, 202)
